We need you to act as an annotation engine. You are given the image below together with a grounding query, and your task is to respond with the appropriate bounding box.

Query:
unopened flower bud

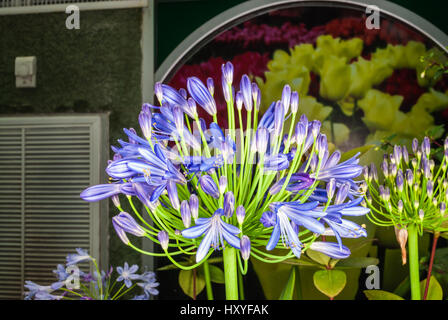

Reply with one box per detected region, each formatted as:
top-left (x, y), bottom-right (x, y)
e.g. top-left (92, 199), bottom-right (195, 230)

top-left (189, 194), bottom-right (199, 220)
top-left (394, 226), bottom-right (408, 265)
top-left (412, 138), bottom-right (419, 154)
top-left (219, 176), bottom-right (227, 194)
top-left (240, 236), bottom-right (251, 261)
top-left (427, 180), bottom-right (434, 199)
top-left (419, 209), bottom-right (425, 220)
top-left (411, 158), bottom-right (418, 169)
top-left (235, 91), bottom-right (243, 111)
top-left (402, 146), bottom-right (409, 164)
top-left (440, 202), bottom-right (446, 215)
top-left (223, 192), bottom-right (235, 218)
top-left (370, 163), bottom-right (378, 182)
top-left (181, 200), bottom-right (191, 228)
top-left (236, 205), bottom-right (246, 225)
top-left (397, 200), bottom-right (404, 213)
top-left (422, 137), bottom-right (431, 157)
top-left (158, 231), bottom-right (169, 250)
top-left (207, 77), bottom-right (214, 96)
top-left (291, 91), bottom-right (299, 114)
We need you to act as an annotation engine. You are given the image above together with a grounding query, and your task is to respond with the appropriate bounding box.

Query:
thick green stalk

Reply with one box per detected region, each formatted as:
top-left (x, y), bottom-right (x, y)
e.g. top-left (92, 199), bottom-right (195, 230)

top-left (223, 247), bottom-right (239, 300)
top-left (408, 223), bottom-right (421, 300)
top-left (203, 261), bottom-right (214, 300)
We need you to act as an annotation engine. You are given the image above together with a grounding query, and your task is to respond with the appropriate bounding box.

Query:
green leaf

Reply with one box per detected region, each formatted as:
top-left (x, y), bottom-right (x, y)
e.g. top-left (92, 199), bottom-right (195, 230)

top-left (340, 144), bottom-right (375, 162)
top-left (313, 269), bottom-right (347, 299)
top-left (420, 276), bottom-right (443, 300)
top-left (279, 267), bottom-right (296, 300)
top-left (307, 249), bottom-right (331, 266)
top-left (336, 257), bottom-right (379, 269)
top-left (178, 269), bottom-right (205, 299)
top-left (364, 290), bottom-right (404, 300)
top-left (208, 265), bottom-right (225, 284)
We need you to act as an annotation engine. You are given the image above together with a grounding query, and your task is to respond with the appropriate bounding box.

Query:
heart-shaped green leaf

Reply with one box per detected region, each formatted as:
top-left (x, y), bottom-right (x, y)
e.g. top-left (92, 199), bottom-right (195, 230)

top-left (420, 276), bottom-right (443, 300)
top-left (313, 269), bottom-right (347, 299)
top-left (307, 250), bottom-right (331, 266)
top-left (178, 269), bottom-right (205, 299)
top-left (364, 290), bottom-right (404, 300)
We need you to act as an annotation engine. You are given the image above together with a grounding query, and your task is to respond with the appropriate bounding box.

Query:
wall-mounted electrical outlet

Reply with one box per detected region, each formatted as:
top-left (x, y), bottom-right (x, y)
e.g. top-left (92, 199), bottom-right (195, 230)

top-left (15, 56), bottom-right (36, 88)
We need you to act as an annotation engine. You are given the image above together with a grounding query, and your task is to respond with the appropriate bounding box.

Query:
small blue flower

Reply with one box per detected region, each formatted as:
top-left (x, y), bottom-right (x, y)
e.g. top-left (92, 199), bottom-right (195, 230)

top-left (66, 248), bottom-right (91, 266)
top-left (182, 209), bottom-right (241, 262)
top-left (117, 262), bottom-right (140, 288)
top-left (138, 278), bottom-right (160, 297)
top-left (264, 201), bottom-right (323, 258)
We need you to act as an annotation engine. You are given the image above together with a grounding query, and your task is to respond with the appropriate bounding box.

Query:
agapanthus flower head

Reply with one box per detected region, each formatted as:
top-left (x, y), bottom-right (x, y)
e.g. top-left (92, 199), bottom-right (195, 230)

top-left (81, 61), bottom-right (370, 285)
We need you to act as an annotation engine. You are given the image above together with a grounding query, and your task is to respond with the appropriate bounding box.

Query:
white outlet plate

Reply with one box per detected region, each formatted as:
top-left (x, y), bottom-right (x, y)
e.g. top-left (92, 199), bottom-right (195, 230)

top-left (15, 56), bottom-right (36, 88)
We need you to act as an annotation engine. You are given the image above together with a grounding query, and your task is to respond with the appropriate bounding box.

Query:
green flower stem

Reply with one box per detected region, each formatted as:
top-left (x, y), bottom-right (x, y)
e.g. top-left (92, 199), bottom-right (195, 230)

top-left (408, 223), bottom-right (421, 300)
top-left (223, 247), bottom-right (239, 300)
top-left (202, 261), bottom-right (214, 300)
top-left (59, 287), bottom-right (84, 298)
top-left (111, 284), bottom-right (126, 300)
top-left (238, 268), bottom-right (245, 300)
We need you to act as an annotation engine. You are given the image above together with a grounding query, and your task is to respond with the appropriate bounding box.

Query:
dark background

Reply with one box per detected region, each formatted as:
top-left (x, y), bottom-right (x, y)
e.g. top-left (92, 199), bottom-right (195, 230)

top-left (155, 0), bottom-right (448, 69)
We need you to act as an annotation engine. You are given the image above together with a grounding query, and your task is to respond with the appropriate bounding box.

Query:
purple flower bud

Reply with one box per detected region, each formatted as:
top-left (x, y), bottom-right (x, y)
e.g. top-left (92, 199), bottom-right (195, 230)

top-left (274, 101), bottom-right (285, 136)
top-left (396, 172), bottom-right (404, 192)
top-left (138, 110), bottom-right (152, 141)
top-left (178, 88), bottom-right (187, 100)
top-left (326, 178), bottom-right (336, 201)
top-left (221, 62), bottom-right (234, 85)
top-left (419, 209), bottom-right (425, 220)
top-left (252, 83), bottom-right (261, 111)
top-left (402, 146), bottom-right (409, 164)
top-left (240, 74), bottom-right (252, 111)
top-left (389, 163), bottom-right (397, 177)
top-left (281, 84), bottom-right (291, 114)
top-left (445, 149), bottom-right (448, 162)
top-left (406, 169), bottom-right (414, 185)
top-left (158, 231), bottom-right (169, 250)
top-left (186, 98), bottom-right (198, 118)
top-left (379, 185), bottom-right (386, 201)
top-left (236, 205), bottom-right (246, 225)
top-left (181, 200), bottom-right (191, 228)
top-left (295, 122), bottom-right (307, 146)
top-left (412, 138), bottom-right (419, 154)
top-left (154, 82), bottom-right (163, 103)
top-left (187, 76), bottom-right (217, 116)
top-left (112, 212), bottom-right (146, 245)
top-left (240, 236), bottom-right (251, 261)
top-left (291, 91), bottom-right (299, 114)
top-left (167, 180), bottom-right (180, 210)
top-left (235, 91), bottom-right (243, 110)
top-left (393, 145), bottom-right (402, 165)
top-left (189, 194), bottom-right (199, 220)
top-left (199, 175), bottom-right (220, 199)
top-left (422, 137), bottom-right (431, 157)
top-left (223, 191), bottom-right (235, 218)
top-left (255, 128), bottom-right (269, 154)
top-left (363, 166), bottom-right (369, 181)
top-left (111, 195), bottom-right (121, 208)
top-left (423, 160), bottom-right (432, 179)
top-left (222, 76), bottom-right (231, 103)
top-left (128, 128), bottom-right (138, 144)
top-left (444, 136), bottom-right (448, 151)
top-left (172, 106), bottom-right (184, 132)
top-left (397, 199), bottom-right (403, 213)
top-left (440, 202), bottom-right (446, 215)
top-left (311, 120), bottom-right (321, 139)
top-left (207, 77), bottom-right (214, 96)
top-left (427, 180), bottom-right (434, 199)
top-left (317, 134), bottom-right (328, 159)
top-left (411, 158), bottom-right (418, 169)
top-left (219, 176), bottom-right (227, 194)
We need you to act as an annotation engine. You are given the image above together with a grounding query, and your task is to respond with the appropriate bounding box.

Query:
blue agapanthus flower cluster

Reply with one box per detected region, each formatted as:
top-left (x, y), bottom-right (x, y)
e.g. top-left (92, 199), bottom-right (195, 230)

top-left (80, 62), bottom-right (369, 298)
top-left (24, 248), bottom-right (159, 300)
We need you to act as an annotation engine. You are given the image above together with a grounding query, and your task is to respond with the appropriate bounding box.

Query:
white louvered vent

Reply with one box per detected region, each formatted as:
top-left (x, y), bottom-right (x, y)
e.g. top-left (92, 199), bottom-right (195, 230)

top-left (0, 0), bottom-right (148, 15)
top-left (0, 114), bottom-right (109, 299)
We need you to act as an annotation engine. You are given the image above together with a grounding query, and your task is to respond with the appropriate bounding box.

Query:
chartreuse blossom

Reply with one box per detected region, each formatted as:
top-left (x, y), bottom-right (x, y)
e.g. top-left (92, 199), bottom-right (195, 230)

top-left (256, 34), bottom-right (446, 152)
top-left (80, 62), bottom-right (368, 300)
top-left (365, 136), bottom-right (448, 300)
top-left (24, 249), bottom-right (159, 300)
